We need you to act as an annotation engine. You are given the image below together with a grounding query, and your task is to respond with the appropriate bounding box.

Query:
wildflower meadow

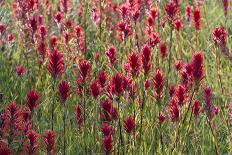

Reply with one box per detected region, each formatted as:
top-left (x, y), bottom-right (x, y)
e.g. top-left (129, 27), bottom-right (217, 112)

top-left (0, 0), bottom-right (232, 154)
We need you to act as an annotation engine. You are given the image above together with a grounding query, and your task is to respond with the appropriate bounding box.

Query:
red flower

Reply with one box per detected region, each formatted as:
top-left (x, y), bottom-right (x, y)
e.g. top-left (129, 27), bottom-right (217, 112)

top-left (175, 59), bottom-right (182, 71)
top-left (176, 84), bottom-right (186, 106)
top-left (101, 98), bottom-right (112, 122)
top-left (25, 130), bottom-right (39, 155)
top-left (192, 100), bottom-right (200, 117)
top-left (149, 7), bottom-right (159, 20)
top-left (165, 1), bottom-right (178, 22)
top-left (57, 80), bottom-right (70, 103)
top-left (109, 73), bottom-right (124, 96)
top-left (4, 102), bottom-right (22, 140)
top-left (0, 141), bottom-right (11, 155)
top-left (117, 21), bottom-right (132, 41)
top-left (203, 87), bottom-right (216, 120)
top-left (168, 85), bottom-right (176, 98)
top-left (16, 65), bottom-right (26, 76)
top-left (43, 129), bottom-right (56, 155)
top-left (144, 80), bottom-right (150, 90)
top-left (89, 81), bottom-right (101, 99)
top-left (185, 4), bottom-right (192, 22)
top-left (36, 41), bottom-right (47, 64)
top-left (48, 50), bottom-right (64, 79)
top-left (149, 32), bottom-right (160, 47)
top-left (79, 59), bottom-right (91, 82)
top-left (101, 123), bottom-right (113, 136)
top-left (105, 46), bottom-right (117, 66)
top-left (212, 26), bottom-right (227, 46)
top-left (141, 44), bottom-right (151, 75)
top-left (191, 51), bottom-right (205, 85)
top-left (30, 17), bottom-right (37, 34)
top-left (128, 51), bottom-right (141, 77)
top-left (103, 135), bottom-right (113, 155)
top-left (168, 97), bottom-right (180, 122)
top-left (38, 25), bottom-right (47, 40)
top-left (49, 35), bottom-right (58, 50)
top-left (123, 116), bottom-right (135, 134)
top-left (158, 113), bottom-right (166, 124)
top-left (97, 71), bottom-right (108, 88)
top-left (153, 69), bottom-right (164, 100)
top-left (73, 104), bottom-right (83, 129)
top-left (25, 90), bottom-right (40, 111)
top-left (192, 7), bottom-right (201, 30)
top-left (54, 11), bottom-right (63, 23)
top-left (174, 18), bottom-right (183, 31)
top-left (160, 43), bottom-right (167, 59)
top-left (222, 0), bottom-right (228, 17)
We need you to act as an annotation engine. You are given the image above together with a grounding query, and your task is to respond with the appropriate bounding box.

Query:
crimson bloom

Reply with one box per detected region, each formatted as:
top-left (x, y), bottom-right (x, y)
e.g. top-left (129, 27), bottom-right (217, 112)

top-left (73, 104), bottom-right (83, 129)
top-left (222, 0), bottom-right (228, 17)
top-left (79, 59), bottom-right (91, 82)
top-left (160, 43), bottom-right (167, 59)
top-left (109, 73), bottom-right (124, 96)
top-left (16, 65), bottom-right (26, 76)
top-left (128, 51), bottom-right (141, 77)
top-left (25, 90), bottom-right (40, 111)
top-left (48, 50), bottom-right (64, 79)
top-left (101, 123), bottom-right (113, 136)
top-left (165, 1), bottom-right (178, 22)
top-left (153, 69), bottom-right (165, 100)
top-left (105, 46), bottom-right (117, 66)
top-left (57, 80), bottom-right (70, 103)
top-left (43, 129), bottom-right (56, 155)
top-left (158, 113), bottom-right (166, 124)
top-left (191, 51), bottom-right (205, 86)
top-left (123, 116), bottom-right (135, 134)
top-left (168, 97), bottom-right (180, 122)
top-left (141, 44), bottom-right (151, 75)
top-left (103, 135), bottom-right (113, 155)
top-left (89, 81), bottom-right (101, 99)
top-left (97, 71), bottom-right (108, 88)
top-left (192, 100), bottom-right (200, 117)
top-left (185, 4), bottom-right (192, 22)
top-left (212, 26), bottom-right (227, 46)
top-left (25, 130), bottom-right (39, 155)
top-left (192, 7), bottom-right (201, 30)
top-left (203, 87), bottom-right (217, 120)
top-left (176, 84), bottom-right (186, 106)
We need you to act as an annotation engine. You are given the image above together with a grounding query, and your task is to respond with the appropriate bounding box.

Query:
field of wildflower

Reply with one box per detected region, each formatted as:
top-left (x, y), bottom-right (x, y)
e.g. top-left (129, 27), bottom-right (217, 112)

top-left (0, 0), bottom-right (232, 154)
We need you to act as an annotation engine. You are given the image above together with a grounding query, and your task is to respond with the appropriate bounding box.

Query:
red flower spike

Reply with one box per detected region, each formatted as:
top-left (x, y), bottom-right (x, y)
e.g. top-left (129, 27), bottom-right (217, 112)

top-left (160, 43), bottom-right (167, 59)
top-left (25, 90), bottom-right (40, 111)
top-left (43, 129), bottom-right (56, 155)
top-left (0, 141), bottom-right (11, 155)
top-left (105, 46), bottom-right (117, 66)
top-left (192, 100), bottom-right (200, 117)
top-left (222, 0), bottom-right (228, 17)
top-left (185, 4), bottom-right (192, 22)
top-left (103, 135), bottom-right (113, 155)
top-left (16, 65), bottom-right (26, 76)
top-left (97, 71), bottom-right (108, 88)
top-left (153, 69), bottom-right (165, 100)
top-left (73, 104), bottom-right (83, 129)
top-left (89, 81), bottom-right (101, 99)
top-left (57, 80), bottom-right (70, 103)
top-left (101, 123), bottom-right (113, 136)
top-left (192, 7), bottom-right (201, 30)
top-left (165, 1), bottom-right (178, 22)
top-left (48, 50), bottom-right (64, 79)
top-left (176, 84), bottom-right (186, 106)
top-left (54, 11), bottom-right (63, 23)
top-left (79, 59), bottom-right (91, 83)
top-left (25, 130), bottom-right (39, 155)
top-left (123, 116), bottom-right (135, 134)
top-left (191, 51), bottom-right (205, 85)
top-left (174, 18), bottom-right (183, 31)
top-left (141, 44), bottom-right (151, 75)
top-left (168, 97), bottom-right (180, 122)
top-left (212, 26), bottom-right (227, 46)
top-left (128, 51), bottom-right (141, 77)
top-left (158, 113), bottom-right (166, 124)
